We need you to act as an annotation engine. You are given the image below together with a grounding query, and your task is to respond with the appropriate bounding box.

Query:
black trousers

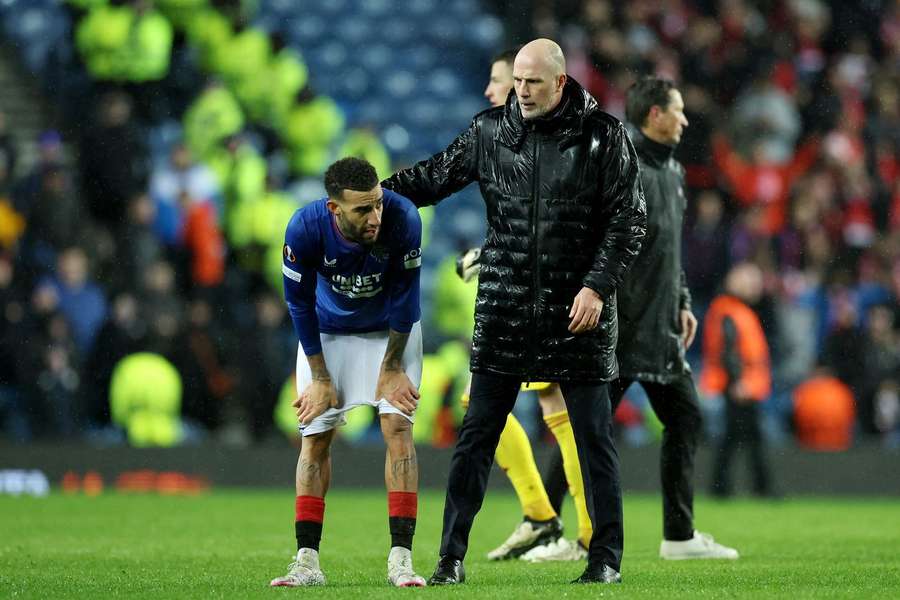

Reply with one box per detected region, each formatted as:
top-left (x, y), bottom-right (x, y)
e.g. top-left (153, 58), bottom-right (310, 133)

top-left (711, 397), bottom-right (772, 496)
top-left (440, 371), bottom-right (623, 570)
top-left (544, 372), bottom-right (702, 541)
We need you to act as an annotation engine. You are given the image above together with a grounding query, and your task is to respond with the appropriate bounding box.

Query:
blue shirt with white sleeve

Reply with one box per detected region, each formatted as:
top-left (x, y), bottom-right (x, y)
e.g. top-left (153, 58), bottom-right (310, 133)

top-left (282, 189), bottom-right (422, 356)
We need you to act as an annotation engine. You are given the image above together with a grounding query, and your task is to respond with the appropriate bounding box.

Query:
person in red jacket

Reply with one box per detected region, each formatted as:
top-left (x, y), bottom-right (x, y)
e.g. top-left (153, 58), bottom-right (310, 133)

top-left (712, 133), bottom-right (819, 235)
top-left (700, 262), bottom-right (776, 497)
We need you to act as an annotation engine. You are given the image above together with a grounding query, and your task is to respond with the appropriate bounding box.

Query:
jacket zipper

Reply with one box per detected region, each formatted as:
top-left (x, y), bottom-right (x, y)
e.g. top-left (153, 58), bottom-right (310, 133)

top-left (530, 133), bottom-right (541, 379)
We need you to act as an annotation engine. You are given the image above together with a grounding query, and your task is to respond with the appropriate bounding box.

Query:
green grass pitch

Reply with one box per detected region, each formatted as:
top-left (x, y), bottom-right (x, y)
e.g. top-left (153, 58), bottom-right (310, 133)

top-left (1, 489), bottom-right (898, 598)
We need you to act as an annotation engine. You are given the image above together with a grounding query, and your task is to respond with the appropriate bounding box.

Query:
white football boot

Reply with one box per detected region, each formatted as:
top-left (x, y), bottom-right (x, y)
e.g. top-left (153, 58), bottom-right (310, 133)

top-left (387, 546), bottom-right (426, 587)
top-left (659, 530), bottom-right (740, 560)
top-left (520, 538), bottom-right (588, 562)
top-left (269, 548), bottom-right (326, 586)
top-left (486, 517), bottom-right (563, 560)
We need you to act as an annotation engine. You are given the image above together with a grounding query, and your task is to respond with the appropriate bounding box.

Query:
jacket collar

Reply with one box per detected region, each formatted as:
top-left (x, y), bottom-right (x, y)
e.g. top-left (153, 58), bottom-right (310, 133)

top-left (633, 129), bottom-right (676, 167)
top-left (496, 77), bottom-right (598, 152)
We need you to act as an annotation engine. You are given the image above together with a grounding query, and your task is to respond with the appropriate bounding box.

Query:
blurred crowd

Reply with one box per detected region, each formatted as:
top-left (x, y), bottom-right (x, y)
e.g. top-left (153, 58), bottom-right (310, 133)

top-left (0, 102), bottom-right (298, 443)
top-left (484, 0), bottom-right (899, 447)
top-left (1, 0), bottom-right (899, 449)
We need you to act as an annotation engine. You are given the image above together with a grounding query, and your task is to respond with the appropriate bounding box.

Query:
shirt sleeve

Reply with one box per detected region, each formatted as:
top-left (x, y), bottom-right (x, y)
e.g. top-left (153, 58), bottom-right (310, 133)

top-left (282, 214), bottom-right (322, 356)
top-left (387, 196), bottom-right (423, 333)
top-left (582, 120), bottom-right (647, 300)
top-left (679, 269), bottom-right (692, 311)
top-left (381, 118), bottom-right (480, 208)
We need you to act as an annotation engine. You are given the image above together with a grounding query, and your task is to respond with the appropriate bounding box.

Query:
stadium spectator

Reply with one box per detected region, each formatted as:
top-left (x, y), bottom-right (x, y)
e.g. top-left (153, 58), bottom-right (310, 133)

top-left (19, 166), bottom-right (87, 267)
top-left (0, 111), bottom-right (17, 193)
top-left (239, 292), bottom-right (292, 443)
top-left (149, 142), bottom-right (222, 246)
top-left (0, 255), bottom-right (30, 441)
top-left (730, 64), bottom-right (802, 165)
top-left (11, 130), bottom-right (64, 216)
top-left (109, 351), bottom-right (183, 446)
top-left (180, 191), bottom-right (225, 289)
top-left (182, 80), bottom-right (245, 162)
top-left (712, 131), bottom-right (820, 235)
top-left (819, 287), bottom-right (867, 400)
top-left (36, 247), bottom-right (107, 357)
top-left (137, 259), bottom-right (184, 337)
top-left (108, 194), bottom-right (165, 294)
top-left (17, 282), bottom-right (82, 438)
top-left (77, 92), bottom-right (148, 226)
top-left (177, 297), bottom-right (234, 433)
top-left (683, 189), bottom-right (731, 309)
top-left (82, 292), bottom-right (146, 430)
top-left (857, 304), bottom-right (900, 433)
top-left (701, 262), bottom-right (776, 498)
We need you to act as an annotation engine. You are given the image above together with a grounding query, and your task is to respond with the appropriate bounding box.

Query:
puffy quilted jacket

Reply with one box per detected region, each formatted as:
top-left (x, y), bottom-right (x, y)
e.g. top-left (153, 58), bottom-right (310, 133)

top-left (384, 78), bottom-right (646, 382)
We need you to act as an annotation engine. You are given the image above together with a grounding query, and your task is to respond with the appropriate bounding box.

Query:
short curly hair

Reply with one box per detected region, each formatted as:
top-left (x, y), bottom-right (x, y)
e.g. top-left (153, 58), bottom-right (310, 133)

top-left (324, 157), bottom-right (379, 201)
top-left (626, 76), bottom-right (676, 128)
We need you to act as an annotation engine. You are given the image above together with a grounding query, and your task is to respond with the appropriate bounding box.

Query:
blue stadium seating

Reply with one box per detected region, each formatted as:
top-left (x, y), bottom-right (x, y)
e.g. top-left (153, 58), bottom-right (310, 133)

top-left (2, 1), bottom-right (68, 74)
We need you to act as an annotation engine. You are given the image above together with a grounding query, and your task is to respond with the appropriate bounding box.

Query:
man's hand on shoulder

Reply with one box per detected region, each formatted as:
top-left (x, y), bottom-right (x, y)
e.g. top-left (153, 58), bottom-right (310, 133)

top-left (294, 380), bottom-right (339, 425)
top-left (456, 247), bottom-right (482, 283)
top-left (376, 369), bottom-right (420, 415)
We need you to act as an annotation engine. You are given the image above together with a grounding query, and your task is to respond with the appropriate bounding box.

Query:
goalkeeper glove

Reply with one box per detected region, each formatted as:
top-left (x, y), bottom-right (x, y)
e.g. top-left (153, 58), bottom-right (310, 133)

top-left (455, 247), bottom-right (481, 283)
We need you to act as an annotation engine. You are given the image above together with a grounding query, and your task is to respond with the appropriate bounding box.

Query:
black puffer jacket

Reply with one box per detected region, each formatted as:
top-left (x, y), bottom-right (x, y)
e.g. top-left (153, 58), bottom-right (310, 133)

top-left (384, 79), bottom-right (646, 382)
top-left (616, 130), bottom-right (692, 383)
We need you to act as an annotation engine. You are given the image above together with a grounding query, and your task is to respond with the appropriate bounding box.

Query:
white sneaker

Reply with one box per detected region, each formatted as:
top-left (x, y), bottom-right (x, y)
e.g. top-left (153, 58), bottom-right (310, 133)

top-left (387, 547), bottom-right (426, 587)
top-left (486, 517), bottom-right (563, 560)
top-left (659, 531), bottom-right (739, 560)
top-left (269, 548), bottom-right (326, 586)
top-left (520, 538), bottom-right (588, 562)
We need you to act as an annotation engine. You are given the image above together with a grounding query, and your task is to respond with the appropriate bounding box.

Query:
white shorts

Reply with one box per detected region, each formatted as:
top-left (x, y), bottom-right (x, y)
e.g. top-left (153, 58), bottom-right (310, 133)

top-left (296, 322), bottom-right (423, 437)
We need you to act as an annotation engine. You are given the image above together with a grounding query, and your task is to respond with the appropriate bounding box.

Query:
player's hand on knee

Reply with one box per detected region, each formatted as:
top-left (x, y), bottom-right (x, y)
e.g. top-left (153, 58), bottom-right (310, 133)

top-left (377, 370), bottom-right (420, 416)
top-left (297, 380), bottom-right (338, 425)
top-left (455, 247), bottom-right (482, 282)
top-left (292, 386), bottom-right (310, 411)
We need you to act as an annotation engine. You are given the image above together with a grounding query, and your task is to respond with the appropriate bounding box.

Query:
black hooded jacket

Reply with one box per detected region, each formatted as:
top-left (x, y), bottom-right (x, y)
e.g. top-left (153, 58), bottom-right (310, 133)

top-left (383, 78), bottom-right (646, 382)
top-left (616, 130), bottom-right (692, 382)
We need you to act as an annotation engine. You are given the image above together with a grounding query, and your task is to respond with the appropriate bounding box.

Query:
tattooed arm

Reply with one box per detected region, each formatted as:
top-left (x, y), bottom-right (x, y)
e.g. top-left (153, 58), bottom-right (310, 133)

top-left (376, 330), bottom-right (420, 415)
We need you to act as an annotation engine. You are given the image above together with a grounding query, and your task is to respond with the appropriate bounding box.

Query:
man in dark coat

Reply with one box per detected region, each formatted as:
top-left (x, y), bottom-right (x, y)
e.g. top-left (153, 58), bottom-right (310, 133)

top-left (383, 39), bottom-right (646, 585)
top-left (539, 76), bottom-right (739, 561)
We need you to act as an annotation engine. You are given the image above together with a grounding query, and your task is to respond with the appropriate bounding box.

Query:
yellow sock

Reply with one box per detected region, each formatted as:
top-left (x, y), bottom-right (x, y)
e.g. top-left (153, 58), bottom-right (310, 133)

top-left (494, 413), bottom-right (557, 522)
top-left (544, 410), bottom-right (592, 547)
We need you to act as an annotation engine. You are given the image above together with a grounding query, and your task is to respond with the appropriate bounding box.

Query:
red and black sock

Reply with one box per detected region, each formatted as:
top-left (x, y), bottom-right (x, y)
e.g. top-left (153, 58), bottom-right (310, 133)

top-left (388, 491), bottom-right (417, 550)
top-left (295, 495), bottom-right (325, 551)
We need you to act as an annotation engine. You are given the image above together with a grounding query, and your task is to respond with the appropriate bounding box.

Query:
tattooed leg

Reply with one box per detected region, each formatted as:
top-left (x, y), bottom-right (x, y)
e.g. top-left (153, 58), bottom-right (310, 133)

top-left (295, 429), bottom-right (335, 497)
top-left (381, 414), bottom-right (418, 492)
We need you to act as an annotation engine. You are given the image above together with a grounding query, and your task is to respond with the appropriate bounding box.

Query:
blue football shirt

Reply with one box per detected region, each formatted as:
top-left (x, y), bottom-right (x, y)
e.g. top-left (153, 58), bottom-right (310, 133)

top-left (282, 189), bottom-right (422, 356)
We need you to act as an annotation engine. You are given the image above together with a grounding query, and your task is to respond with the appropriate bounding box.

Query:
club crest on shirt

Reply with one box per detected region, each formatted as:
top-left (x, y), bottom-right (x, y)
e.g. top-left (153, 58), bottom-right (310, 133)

top-left (283, 244), bottom-right (296, 263)
top-left (369, 243), bottom-right (389, 263)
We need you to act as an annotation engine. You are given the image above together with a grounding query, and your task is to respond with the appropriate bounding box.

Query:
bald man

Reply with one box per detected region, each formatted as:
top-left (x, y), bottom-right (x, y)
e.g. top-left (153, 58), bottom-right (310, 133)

top-left (384, 39), bottom-right (646, 585)
top-left (455, 47), bottom-right (592, 563)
